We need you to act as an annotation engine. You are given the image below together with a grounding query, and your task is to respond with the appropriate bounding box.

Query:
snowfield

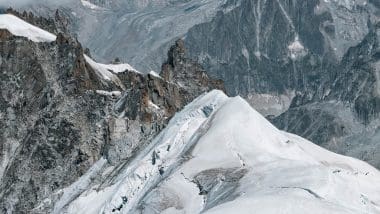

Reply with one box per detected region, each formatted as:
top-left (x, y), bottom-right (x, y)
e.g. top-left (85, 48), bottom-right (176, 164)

top-left (58, 90), bottom-right (380, 214)
top-left (0, 14), bottom-right (56, 42)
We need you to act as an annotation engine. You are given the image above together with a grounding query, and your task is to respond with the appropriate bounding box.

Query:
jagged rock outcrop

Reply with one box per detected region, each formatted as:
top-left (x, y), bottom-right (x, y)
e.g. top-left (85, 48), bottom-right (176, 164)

top-left (105, 39), bottom-right (224, 164)
top-left (0, 13), bottom-right (223, 213)
top-left (0, 19), bottom-right (111, 213)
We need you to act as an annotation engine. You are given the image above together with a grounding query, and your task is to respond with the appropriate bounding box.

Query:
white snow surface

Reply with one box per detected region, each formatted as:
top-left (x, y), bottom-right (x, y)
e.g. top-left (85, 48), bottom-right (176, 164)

top-left (53, 158), bottom-right (107, 214)
top-left (84, 54), bottom-right (140, 80)
top-left (64, 90), bottom-right (380, 214)
top-left (0, 14), bottom-right (56, 42)
top-left (80, 0), bottom-right (104, 10)
top-left (95, 90), bottom-right (122, 98)
top-left (288, 37), bottom-right (307, 60)
top-left (148, 70), bottom-right (161, 78)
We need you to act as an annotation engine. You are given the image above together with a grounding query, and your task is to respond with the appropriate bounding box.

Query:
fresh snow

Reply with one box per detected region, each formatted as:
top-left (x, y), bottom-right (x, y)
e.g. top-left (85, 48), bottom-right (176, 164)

top-left (84, 54), bottom-right (141, 89)
top-left (148, 70), bottom-right (161, 78)
top-left (148, 100), bottom-right (160, 110)
top-left (52, 158), bottom-right (107, 214)
top-left (80, 0), bottom-right (104, 10)
top-left (0, 14), bottom-right (56, 42)
top-left (63, 90), bottom-right (380, 214)
top-left (84, 54), bottom-right (140, 79)
top-left (95, 90), bottom-right (122, 98)
top-left (288, 37), bottom-right (307, 60)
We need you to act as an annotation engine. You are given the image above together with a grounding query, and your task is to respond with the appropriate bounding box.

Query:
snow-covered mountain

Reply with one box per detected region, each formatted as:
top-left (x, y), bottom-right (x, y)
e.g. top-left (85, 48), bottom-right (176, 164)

top-left (56, 90), bottom-right (380, 213)
top-left (1, 5), bottom-right (380, 214)
top-left (0, 13), bottom-right (224, 213)
top-left (7, 0), bottom-right (380, 169)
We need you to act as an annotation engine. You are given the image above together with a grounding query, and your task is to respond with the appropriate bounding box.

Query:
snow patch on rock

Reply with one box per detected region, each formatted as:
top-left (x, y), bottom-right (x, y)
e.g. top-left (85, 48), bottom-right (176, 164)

top-left (80, 0), bottom-right (104, 10)
top-left (0, 14), bottom-right (56, 42)
top-left (84, 54), bottom-right (140, 77)
top-left (84, 54), bottom-right (141, 89)
top-left (148, 70), bottom-right (161, 78)
top-left (288, 37), bottom-right (307, 60)
top-left (95, 90), bottom-right (122, 98)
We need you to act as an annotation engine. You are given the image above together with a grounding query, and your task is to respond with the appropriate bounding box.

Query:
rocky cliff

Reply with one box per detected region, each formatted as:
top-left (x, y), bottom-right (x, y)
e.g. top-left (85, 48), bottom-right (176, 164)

top-left (0, 13), bottom-right (223, 213)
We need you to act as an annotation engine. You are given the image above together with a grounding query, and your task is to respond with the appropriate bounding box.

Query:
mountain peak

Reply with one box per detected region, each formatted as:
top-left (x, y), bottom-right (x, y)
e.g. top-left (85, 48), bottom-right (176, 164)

top-left (63, 90), bottom-right (380, 214)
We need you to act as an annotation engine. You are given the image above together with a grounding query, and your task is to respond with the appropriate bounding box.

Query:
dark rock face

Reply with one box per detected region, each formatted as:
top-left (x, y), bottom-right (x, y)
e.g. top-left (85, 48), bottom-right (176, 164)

top-left (182, 0), bottom-right (380, 168)
top-left (271, 22), bottom-right (380, 168)
top-left (0, 13), bottom-right (224, 213)
top-left (161, 39), bottom-right (225, 97)
top-left (185, 1), bottom-right (348, 96)
top-left (106, 39), bottom-right (224, 164)
top-left (193, 168), bottom-right (248, 211)
top-left (0, 24), bottom-right (110, 213)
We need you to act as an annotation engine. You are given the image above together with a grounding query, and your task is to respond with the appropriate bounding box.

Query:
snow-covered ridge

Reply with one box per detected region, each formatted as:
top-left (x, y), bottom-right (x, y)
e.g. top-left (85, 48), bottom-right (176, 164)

top-left (84, 54), bottom-right (142, 90)
top-left (61, 90), bottom-right (380, 213)
top-left (0, 14), bottom-right (56, 42)
top-left (84, 54), bottom-right (140, 79)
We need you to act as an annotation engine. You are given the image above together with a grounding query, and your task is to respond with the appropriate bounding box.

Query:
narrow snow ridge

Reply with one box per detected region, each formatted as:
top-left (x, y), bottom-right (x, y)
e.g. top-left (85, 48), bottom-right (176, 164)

top-left (0, 14), bottom-right (56, 42)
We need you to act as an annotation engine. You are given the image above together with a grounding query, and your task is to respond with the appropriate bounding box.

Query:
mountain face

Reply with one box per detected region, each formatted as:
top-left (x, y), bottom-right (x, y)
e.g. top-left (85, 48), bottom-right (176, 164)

top-left (0, 0), bottom-right (380, 213)
top-left (0, 8), bottom-right (380, 214)
top-left (10, 0), bottom-right (380, 168)
top-left (0, 13), bottom-right (223, 213)
top-left (181, 0), bottom-right (380, 168)
top-left (36, 91), bottom-right (380, 214)
top-left (12, 0), bottom-right (234, 71)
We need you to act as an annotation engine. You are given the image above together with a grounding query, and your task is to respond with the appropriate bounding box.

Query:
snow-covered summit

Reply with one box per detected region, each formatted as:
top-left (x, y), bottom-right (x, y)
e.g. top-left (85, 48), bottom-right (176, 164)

top-left (0, 14), bottom-right (56, 42)
top-left (59, 90), bottom-right (380, 213)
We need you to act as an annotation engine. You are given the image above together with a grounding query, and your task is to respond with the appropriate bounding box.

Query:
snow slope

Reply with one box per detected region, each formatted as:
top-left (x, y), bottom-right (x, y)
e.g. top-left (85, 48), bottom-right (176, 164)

top-left (0, 14), bottom-right (56, 42)
top-left (61, 90), bottom-right (380, 214)
top-left (80, 0), bottom-right (104, 10)
top-left (84, 54), bottom-right (140, 79)
top-left (84, 54), bottom-right (142, 90)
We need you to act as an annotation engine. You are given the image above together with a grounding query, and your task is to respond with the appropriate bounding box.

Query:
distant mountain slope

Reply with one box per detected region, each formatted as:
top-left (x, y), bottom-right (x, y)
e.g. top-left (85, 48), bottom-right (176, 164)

top-left (11, 0), bottom-right (234, 71)
top-left (61, 90), bottom-right (380, 214)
